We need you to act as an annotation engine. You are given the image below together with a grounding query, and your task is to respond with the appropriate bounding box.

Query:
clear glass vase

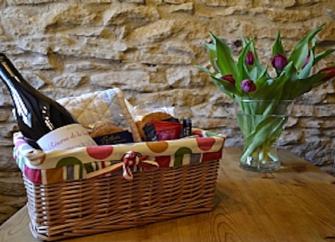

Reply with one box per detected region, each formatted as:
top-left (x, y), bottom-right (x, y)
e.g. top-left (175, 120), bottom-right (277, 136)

top-left (235, 99), bottom-right (293, 172)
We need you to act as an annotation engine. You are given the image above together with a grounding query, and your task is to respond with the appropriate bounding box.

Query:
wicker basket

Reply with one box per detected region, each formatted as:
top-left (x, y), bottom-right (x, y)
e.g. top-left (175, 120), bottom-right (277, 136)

top-left (14, 131), bottom-right (225, 241)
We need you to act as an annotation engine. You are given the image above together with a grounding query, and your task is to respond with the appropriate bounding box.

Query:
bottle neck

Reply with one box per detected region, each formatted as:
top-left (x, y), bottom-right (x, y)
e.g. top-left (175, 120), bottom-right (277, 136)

top-left (0, 62), bottom-right (33, 128)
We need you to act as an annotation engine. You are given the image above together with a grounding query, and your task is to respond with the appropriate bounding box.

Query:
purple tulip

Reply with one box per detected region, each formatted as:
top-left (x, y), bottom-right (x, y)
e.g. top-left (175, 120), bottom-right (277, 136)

top-left (320, 67), bottom-right (335, 81)
top-left (245, 51), bottom-right (254, 65)
top-left (271, 54), bottom-right (288, 72)
top-left (241, 79), bottom-right (256, 93)
top-left (221, 74), bottom-right (235, 85)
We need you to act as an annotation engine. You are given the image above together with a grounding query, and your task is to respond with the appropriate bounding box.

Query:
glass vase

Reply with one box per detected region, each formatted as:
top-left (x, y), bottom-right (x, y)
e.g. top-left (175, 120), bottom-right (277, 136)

top-left (235, 99), bottom-right (293, 172)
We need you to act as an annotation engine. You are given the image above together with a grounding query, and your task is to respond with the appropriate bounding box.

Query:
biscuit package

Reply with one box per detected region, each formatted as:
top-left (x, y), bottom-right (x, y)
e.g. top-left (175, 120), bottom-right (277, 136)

top-left (58, 88), bottom-right (141, 143)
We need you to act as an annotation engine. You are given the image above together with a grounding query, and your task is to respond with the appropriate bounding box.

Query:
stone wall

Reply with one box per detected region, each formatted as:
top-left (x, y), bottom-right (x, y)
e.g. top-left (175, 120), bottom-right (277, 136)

top-left (0, 0), bottom-right (335, 224)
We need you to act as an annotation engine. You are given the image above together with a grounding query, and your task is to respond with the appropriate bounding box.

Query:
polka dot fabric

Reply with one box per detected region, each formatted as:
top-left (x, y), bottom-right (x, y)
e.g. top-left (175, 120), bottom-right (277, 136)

top-left (14, 130), bottom-right (225, 185)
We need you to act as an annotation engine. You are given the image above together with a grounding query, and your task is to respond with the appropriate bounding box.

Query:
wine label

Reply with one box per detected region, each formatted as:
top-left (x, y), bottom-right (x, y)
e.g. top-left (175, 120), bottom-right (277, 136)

top-left (37, 124), bottom-right (97, 152)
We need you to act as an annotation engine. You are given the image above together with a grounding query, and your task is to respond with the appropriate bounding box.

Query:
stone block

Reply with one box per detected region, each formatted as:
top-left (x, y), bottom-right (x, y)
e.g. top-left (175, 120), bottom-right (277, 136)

top-left (321, 119), bottom-right (335, 128)
top-left (124, 51), bottom-right (193, 65)
top-left (302, 128), bottom-right (321, 137)
top-left (0, 95), bottom-right (12, 108)
top-left (225, 136), bottom-right (243, 147)
top-left (120, 0), bottom-right (145, 3)
top-left (297, 91), bottom-right (326, 104)
top-left (167, 2), bottom-right (193, 12)
top-left (299, 118), bottom-right (321, 128)
top-left (278, 130), bottom-right (302, 146)
top-left (22, 35), bottom-right (127, 59)
top-left (292, 105), bottom-right (314, 117)
top-left (0, 109), bottom-right (11, 122)
top-left (16, 36), bottom-right (50, 54)
top-left (264, 8), bottom-right (319, 23)
top-left (164, 0), bottom-right (187, 4)
top-left (91, 70), bottom-right (150, 90)
top-left (296, 0), bottom-right (320, 5)
top-left (0, 123), bottom-right (18, 138)
top-left (314, 104), bottom-right (335, 117)
top-left (128, 19), bottom-right (175, 44)
top-left (132, 89), bottom-right (208, 107)
top-left (52, 74), bottom-right (86, 88)
top-left (0, 172), bottom-right (25, 196)
top-left (65, 61), bottom-right (113, 72)
top-left (0, 6), bottom-right (42, 37)
top-left (318, 22), bottom-right (335, 41)
top-left (42, 3), bottom-right (105, 31)
top-left (197, 6), bottom-right (248, 18)
top-left (7, 0), bottom-right (56, 4)
top-left (202, 0), bottom-right (251, 7)
top-left (0, 41), bottom-right (25, 55)
top-left (241, 22), bottom-right (307, 39)
top-left (284, 117), bottom-right (298, 128)
top-left (0, 138), bottom-right (14, 147)
top-left (103, 4), bottom-right (159, 26)
top-left (42, 86), bottom-right (96, 100)
top-left (163, 41), bottom-right (195, 57)
top-left (9, 56), bottom-right (53, 80)
top-left (193, 117), bottom-right (238, 129)
top-left (323, 129), bottom-right (335, 137)
top-left (21, 72), bottom-right (46, 90)
top-left (253, 0), bottom-right (296, 8)
top-left (166, 66), bottom-right (202, 87)
top-left (202, 0), bottom-right (229, 7)
top-left (0, 147), bottom-right (17, 171)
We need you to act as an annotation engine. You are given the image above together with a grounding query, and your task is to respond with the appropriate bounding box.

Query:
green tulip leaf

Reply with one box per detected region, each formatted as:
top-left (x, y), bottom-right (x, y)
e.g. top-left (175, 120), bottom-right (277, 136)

top-left (256, 62), bottom-right (294, 100)
top-left (205, 43), bottom-right (220, 73)
top-left (237, 41), bottom-right (251, 82)
top-left (196, 65), bottom-right (216, 77)
top-left (297, 50), bottom-right (314, 79)
top-left (249, 66), bottom-right (258, 81)
top-left (289, 26), bottom-right (323, 70)
top-left (241, 116), bottom-right (287, 162)
top-left (314, 49), bottom-right (335, 64)
top-left (290, 43), bottom-right (309, 70)
top-left (210, 75), bottom-right (238, 98)
top-left (272, 32), bottom-right (285, 56)
top-left (249, 39), bottom-right (265, 74)
top-left (283, 72), bottom-right (326, 99)
top-left (210, 33), bottom-right (238, 79)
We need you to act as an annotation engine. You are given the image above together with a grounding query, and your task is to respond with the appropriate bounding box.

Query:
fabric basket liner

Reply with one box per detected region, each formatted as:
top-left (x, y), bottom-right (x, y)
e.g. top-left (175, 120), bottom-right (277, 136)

top-left (14, 130), bottom-right (225, 185)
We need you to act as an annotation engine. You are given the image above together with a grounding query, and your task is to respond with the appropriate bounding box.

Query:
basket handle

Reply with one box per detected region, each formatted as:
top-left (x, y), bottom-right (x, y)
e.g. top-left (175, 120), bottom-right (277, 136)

top-left (86, 151), bottom-right (159, 180)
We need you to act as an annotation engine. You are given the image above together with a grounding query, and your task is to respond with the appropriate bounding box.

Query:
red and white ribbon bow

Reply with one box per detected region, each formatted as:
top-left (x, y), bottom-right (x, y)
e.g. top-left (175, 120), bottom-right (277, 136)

top-left (122, 151), bottom-right (159, 181)
top-left (86, 151), bottom-right (159, 180)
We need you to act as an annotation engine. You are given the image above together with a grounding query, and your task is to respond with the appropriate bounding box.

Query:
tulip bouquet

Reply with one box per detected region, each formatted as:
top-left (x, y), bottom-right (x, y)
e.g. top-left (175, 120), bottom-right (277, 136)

top-left (200, 26), bottom-right (335, 171)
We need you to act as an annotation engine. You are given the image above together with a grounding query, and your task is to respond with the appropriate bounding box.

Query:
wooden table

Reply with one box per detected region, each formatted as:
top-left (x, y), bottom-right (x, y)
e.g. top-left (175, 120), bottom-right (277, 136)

top-left (1, 148), bottom-right (335, 242)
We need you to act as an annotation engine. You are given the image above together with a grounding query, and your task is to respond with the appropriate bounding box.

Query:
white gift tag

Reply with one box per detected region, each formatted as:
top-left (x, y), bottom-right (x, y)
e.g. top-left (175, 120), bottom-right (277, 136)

top-left (37, 124), bottom-right (96, 152)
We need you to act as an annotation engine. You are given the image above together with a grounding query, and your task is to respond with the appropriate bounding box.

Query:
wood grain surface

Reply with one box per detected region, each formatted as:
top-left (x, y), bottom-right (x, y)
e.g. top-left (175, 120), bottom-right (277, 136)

top-left (1, 147), bottom-right (335, 242)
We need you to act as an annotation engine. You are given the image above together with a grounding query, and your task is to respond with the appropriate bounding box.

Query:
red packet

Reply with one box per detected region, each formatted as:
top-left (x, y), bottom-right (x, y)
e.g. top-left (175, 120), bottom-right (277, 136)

top-left (152, 121), bottom-right (182, 140)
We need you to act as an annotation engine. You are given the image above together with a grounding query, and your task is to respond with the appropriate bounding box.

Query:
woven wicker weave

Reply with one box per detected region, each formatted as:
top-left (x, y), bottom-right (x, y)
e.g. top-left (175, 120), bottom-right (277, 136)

top-left (24, 159), bottom-right (220, 241)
